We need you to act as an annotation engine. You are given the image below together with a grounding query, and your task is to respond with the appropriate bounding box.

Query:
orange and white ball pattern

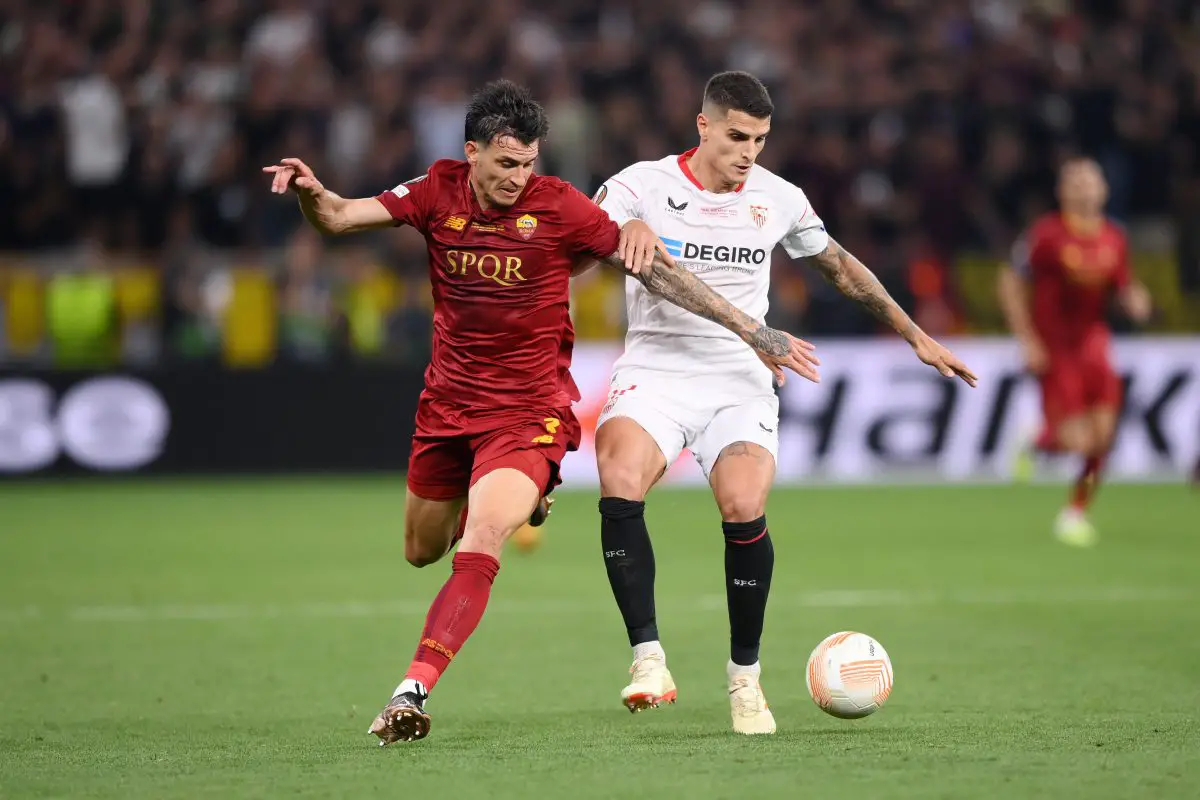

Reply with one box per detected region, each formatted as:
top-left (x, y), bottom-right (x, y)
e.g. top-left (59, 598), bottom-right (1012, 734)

top-left (805, 631), bottom-right (893, 719)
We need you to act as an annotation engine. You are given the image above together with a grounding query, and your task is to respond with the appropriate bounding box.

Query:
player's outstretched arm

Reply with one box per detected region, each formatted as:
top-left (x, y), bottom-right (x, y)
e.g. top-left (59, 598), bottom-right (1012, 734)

top-left (997, 265), bottom-right (1048, 374)
top-left (803, 237), bottom-right (978, 387)
top-left (597, 244), bottom-right (821, 385)
top-left (263, 158), bottom-right (393, 236)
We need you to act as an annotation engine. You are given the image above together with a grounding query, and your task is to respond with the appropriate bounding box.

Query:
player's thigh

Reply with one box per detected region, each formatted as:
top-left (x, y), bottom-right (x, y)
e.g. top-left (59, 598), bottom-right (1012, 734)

top-left (458, 466), bottom-right (544, 558)
top-left (458, 409), bottom-right (581, 556)
top-left (595, 384), bottom-right (683, 500)
top-left (403, 488), bottom-right (467, 567)
top-left (1042, 363), bottom-right (1091, 455)
top-left (695, 396), bottom-right (779, 522)
top-left (405, 417), bottom-right (473, 564)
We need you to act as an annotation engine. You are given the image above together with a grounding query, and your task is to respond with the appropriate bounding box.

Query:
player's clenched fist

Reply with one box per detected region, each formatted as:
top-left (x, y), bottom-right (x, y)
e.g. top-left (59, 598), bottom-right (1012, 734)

top-left (262, 157), bottom-right (325, 196)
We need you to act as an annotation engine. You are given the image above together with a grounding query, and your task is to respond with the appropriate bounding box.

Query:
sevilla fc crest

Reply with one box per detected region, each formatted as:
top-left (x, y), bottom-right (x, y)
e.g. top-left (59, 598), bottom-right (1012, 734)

top-left (516, 214), bottom-right (538, 240)
top-left (750, 205), bottom-right (768, 229)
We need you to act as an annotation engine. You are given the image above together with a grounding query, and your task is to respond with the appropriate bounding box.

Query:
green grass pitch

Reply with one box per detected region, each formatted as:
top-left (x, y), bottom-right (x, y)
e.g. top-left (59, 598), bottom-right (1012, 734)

top-left (1, 478), bottom-right (1198, 798)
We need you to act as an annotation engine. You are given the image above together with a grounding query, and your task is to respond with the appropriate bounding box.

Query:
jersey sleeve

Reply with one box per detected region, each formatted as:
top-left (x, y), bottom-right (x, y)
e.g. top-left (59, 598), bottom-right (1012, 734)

top-left (563, 185), bottom-right (621, 261)
top-left (1015, 219), bottom-right (1056, 278)
top-left (374, 172), bottom-right (434, 232)
top-left (1010, 232), bottom-right (1033, 278)
top-left (592, 169), bottom-right (646, 228)
top-left (779, 186), bottom-right (830, 258)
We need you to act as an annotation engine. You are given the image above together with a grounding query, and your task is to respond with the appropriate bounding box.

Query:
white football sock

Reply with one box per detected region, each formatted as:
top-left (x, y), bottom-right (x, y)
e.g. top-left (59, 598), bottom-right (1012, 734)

top-left (727, 659), bottom-right (761, 678)
top-left (394, 679), bottom-right (428, 699)
top-left (633, 640), bottom-right (666, 662)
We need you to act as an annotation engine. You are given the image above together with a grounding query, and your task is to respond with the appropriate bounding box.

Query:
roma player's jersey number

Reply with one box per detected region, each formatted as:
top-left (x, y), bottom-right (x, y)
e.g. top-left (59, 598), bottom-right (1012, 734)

top-left (532, 417), bottom-right (560, 445)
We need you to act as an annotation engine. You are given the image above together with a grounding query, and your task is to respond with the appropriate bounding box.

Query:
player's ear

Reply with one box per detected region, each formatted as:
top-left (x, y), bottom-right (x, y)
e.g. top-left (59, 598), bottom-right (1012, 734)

top-left (464, 140), bottom-right (480, 165)
top-left (696, 113), bottom-right (708, 142)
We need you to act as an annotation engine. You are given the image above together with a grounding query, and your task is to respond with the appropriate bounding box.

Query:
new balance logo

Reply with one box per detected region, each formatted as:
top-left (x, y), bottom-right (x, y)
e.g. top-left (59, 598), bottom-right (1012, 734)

top-left (667, 197), bottom-right (688, 214)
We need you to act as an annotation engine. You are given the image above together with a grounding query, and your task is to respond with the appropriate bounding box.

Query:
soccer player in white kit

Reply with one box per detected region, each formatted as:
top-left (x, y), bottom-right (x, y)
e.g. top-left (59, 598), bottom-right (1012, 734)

top-left (588, 72), bottom-right (977, 734)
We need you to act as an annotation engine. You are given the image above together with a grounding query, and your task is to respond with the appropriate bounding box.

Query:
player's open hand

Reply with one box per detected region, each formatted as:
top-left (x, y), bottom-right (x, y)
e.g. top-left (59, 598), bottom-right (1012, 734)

top-left (912, 333), bottom-right (978, 387)
top-left (262, 157), bottom-right (325, 197)
top-left (1120, 283), bottom-right (1153, 325)
top-left (751, 328), bottom-right (821, 386)
top-left (618, 220), bottom-right (666, 274)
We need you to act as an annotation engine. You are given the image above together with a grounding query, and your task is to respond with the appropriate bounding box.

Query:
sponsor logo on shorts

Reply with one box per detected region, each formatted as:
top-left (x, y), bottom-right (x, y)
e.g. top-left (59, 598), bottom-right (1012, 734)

top-left (601, 384), bottom-right (637, 415)
top-left (532, 417), bottom-right (561, 444)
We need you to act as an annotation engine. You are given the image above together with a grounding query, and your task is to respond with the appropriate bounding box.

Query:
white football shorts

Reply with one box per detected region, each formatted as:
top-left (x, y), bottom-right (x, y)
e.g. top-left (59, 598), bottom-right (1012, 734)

top-left (595, 369), bottom-right (779, 479)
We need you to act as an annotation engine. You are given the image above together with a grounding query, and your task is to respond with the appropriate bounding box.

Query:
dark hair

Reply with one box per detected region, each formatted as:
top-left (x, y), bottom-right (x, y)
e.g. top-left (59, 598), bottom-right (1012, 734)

top-left (703, 71), bottom-right (774, 119)
top-left (464, 80), bottom-right (550, 145)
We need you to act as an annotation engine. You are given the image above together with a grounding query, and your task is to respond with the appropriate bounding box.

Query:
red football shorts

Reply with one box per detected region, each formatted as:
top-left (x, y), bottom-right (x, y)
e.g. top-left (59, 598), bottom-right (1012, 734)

top-left (1039, 352), bottom-right (1122, 430)
top-left (406, 393), bottom-right (582, 502)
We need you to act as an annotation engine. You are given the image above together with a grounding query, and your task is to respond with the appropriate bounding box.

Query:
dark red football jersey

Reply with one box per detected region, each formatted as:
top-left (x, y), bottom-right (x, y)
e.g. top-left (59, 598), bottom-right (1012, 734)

top-left (375, 160), bottom-right (621, 409)
top-left (1013, 212), bottom-right (1130, 352)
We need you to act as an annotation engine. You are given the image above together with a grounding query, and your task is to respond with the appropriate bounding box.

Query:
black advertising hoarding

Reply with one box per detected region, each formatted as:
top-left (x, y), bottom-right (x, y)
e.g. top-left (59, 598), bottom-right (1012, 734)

top-left (0, 366), bottom-right (424, 476)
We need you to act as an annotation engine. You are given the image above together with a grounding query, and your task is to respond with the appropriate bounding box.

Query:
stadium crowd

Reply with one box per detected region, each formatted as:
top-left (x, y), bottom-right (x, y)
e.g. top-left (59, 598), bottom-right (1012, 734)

top-left (1, 0), bottom-right (1199, 365)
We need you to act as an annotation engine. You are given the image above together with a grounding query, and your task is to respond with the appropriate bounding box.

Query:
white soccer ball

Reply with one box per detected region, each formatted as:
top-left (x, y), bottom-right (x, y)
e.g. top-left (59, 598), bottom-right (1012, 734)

top-left (805, 631), bottom-right (894, 719)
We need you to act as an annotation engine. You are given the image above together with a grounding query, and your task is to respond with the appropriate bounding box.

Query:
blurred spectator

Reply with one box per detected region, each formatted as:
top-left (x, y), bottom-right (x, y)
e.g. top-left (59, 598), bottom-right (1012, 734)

top-left (1, 0), bottom-right (1198, 368)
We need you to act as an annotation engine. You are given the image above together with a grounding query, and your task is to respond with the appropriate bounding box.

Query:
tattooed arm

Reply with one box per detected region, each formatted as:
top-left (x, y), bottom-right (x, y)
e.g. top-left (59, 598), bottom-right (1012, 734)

top-left (803, 237), bottom-right (979, 386)
top-left (803, 237), bottom-right (919, 343)
top-left (584, 223), bottom-right (821, 384)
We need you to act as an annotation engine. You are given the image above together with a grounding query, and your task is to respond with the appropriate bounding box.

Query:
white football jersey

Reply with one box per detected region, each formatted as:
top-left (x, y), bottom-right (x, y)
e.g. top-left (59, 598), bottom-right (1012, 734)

top-left (595, 150), bottom-right (829, 394)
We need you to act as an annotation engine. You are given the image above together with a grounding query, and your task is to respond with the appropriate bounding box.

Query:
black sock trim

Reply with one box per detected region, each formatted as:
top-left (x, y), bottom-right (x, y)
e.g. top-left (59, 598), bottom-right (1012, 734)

top-left (723, 515), bottom-right (767, 543)
top-left (599, 496), bottom-right (646, 520)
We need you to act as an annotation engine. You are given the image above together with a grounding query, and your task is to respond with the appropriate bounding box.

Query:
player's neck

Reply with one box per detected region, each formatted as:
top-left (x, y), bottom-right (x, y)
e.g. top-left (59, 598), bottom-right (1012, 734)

top-left (1062, 210), bottom-right (1103, 236)
top-left (468, 175), bottom-right (492, 211)
top-left (686, 150), bottom-right (742, 195)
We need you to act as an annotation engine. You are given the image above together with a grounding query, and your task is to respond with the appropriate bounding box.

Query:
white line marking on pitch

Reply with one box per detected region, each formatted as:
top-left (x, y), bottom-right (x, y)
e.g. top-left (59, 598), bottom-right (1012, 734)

top-left (0, 587), bottom-right (1191, 624)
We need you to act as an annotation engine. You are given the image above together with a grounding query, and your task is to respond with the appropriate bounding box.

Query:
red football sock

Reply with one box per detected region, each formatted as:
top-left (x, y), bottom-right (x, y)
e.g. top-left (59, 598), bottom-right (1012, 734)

top-left (404, 551), bottom-right (500, 692)
top-left (1070, 455), bottom-right (1104, 511)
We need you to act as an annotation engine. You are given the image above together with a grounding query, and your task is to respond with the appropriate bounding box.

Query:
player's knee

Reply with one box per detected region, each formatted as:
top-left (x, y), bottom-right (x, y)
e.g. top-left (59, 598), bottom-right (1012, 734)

top-left (597, 456), bottom-right (649, 502)
top-left (716, 495), bottom-right (767, 524)
top-left (404, 538), bottom-right (445, 568)
top-left (460, 522), bottom-right (508, 558)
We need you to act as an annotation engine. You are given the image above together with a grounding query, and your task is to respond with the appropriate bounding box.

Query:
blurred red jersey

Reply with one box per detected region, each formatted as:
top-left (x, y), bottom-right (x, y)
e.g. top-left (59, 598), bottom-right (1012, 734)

top-left (1014, 212), bottom-right (1130, 354)
top-left (376, 160), bottom-right (620, 409)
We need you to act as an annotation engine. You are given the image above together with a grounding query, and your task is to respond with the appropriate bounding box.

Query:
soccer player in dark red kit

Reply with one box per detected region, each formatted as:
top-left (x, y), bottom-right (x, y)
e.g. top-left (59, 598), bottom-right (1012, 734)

top-left (998, 157), bottom-right (1152, 546)
top-left (263, 80), bottom-right (820, 744)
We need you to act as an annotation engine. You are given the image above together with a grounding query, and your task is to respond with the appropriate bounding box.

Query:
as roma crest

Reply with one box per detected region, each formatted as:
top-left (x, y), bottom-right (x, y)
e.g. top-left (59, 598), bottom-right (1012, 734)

top-left (749, 205), bottom-right (768, 229)
top-left (516, 214), bottom-right (538, 240)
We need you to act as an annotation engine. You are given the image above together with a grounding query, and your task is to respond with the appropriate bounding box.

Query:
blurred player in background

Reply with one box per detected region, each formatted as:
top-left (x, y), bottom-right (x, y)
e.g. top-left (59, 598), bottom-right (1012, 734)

top-left (584, 72), bottom-right (976, 734)
top-left (998, 157), bottom-right (1152, 547)
top-left (264, 80), bottom-right (820, 744)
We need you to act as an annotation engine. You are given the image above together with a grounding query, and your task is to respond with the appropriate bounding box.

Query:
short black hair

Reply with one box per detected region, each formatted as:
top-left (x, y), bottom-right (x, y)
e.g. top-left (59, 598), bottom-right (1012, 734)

top-left (703, 71), bottom-right (774, 119)
top-left (464, 80), bottom-right (549, 146)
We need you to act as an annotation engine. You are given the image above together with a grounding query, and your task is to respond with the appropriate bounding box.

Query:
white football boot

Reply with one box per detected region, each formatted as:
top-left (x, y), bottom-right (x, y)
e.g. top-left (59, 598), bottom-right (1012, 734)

top-left (727, 661), bottom-right (776, 735)
top-left (1054, 506), bottom-right (1097, 547)
top-left (621, 651), bottom-right (677, 713)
